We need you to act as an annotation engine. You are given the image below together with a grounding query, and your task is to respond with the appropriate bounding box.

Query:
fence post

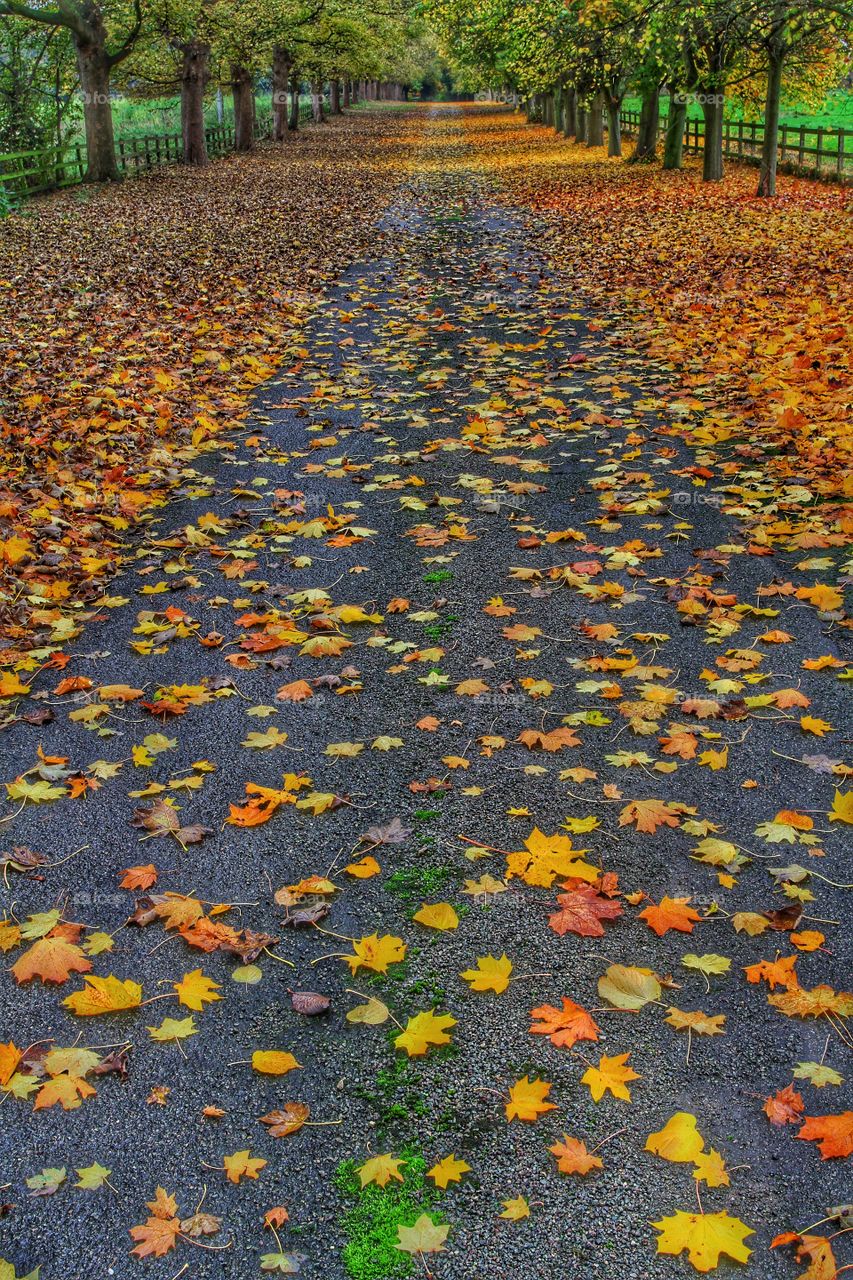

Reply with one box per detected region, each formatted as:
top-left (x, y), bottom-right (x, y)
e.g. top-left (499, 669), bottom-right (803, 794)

top-left (816, 127), bottom-right (824, 174)
top-left (737, 121), bottom-right (743, 159)
top-left (838, 129), bottom-right (846, 180)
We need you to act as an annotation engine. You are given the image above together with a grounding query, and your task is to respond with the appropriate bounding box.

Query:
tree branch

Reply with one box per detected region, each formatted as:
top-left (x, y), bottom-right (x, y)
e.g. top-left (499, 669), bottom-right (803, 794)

top-left (107, 0), bottom-right (143, 67)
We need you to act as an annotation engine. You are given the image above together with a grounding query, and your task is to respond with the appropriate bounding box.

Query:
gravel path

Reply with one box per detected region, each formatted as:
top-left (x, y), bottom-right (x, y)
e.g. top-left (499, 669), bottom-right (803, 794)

top-left (1, 106), bottom-right (850, 1280)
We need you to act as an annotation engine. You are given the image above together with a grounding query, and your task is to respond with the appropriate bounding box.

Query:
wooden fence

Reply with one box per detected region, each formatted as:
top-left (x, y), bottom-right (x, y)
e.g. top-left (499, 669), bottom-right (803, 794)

top-left (618, 108), bottom-right (852, 181)
top-left (0, 98), bottom-right (321, 207)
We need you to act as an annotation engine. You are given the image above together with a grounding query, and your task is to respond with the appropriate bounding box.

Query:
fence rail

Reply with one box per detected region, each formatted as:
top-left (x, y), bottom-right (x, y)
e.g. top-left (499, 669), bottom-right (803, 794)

top-left (0, 97), bottom-right (323, 207)
top-left (618, 108), bottom-right (852, 180)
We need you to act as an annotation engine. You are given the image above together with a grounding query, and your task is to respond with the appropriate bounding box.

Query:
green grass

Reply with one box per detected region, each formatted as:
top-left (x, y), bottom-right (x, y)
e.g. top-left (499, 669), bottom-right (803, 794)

top-left (334, 1151), bottom-right (444, 1280)
top-left (62, 91), bottom-right (321, 145)
top-left (623, 87), bottom-right (853, 130)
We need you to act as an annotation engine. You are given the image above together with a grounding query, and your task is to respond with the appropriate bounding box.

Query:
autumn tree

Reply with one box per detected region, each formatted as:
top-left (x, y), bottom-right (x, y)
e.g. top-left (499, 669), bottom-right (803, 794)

top-left (0, 11), bottom-right (77, 151)
top-left (746, 0), bottom-right (852, 195)
top-left (0, 0), bottom-right (143, 181)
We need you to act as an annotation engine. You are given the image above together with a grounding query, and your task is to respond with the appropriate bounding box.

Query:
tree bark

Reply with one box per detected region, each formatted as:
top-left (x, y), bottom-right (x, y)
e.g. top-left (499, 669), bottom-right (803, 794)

top-left (757, 50), bottom-right (783, 196)
top-left (563, 85), bottom-right (577, 138)
top-left (586, 93), bottom-right (604, 146)
top-left (179, 39), bottom-right (209, 165)
top-left (273, 46), bottom-right (291, 141)
top-left (575, 104), bottom-right (587, 142)
top-left (75, 22), bottom-right (119, 182)
top-left (330, 80), bottom-right (341, 114)
top-left (630, 84), bottom-right (660, 161)
top-left (702, 94), bottom-right (724, 180)
top-left (232, 64), bottom-right (255, 151)
top-left (288, 69), bottom-right (300, 132)
top-left (343, 79), bottom-right (350, 108)
top-left (311, 80), bottom-right (324, 123)
top-left (606, 96), bottom-right (622, 156)
top-left (662, 93), bottom-right (686, 169)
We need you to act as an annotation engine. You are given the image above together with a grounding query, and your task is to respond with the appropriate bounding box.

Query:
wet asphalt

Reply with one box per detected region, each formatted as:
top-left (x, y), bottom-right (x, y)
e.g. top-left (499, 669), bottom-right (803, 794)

top-left (0, 107), bottom-right (850, 1280)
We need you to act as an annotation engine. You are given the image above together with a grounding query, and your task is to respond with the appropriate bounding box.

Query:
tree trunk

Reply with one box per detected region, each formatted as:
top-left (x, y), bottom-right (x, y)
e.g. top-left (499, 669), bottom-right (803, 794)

top-left (232, 65), bottom-right (255, 151)
top-left (564, 85), bottom-right (577, 138)
top-left (630, 85), bottom-right (660, 161)
top-left (273, 46), bottom-right (291, 141)
top-left (663, 96), bottom-right (687, 169)
top-left (288, 70), bottom-right (300, 132)
top-left (343, 80), bottom-right (351, 108)
top-left (702, 94), bottom-right (724, 180)
top-left (606, 96), bottom-right (622, 156)
top-left (757, 51), bottom-right (783, 196)
top-left (75, 26), bottom-right (119, 182)
top-left (180, 39), bottom-right (209, 165)
top-left (311, 80), bottom-right (324, 123)
top-left (586, 93), bottom-right (604, 146)
top-left (575, 104), bottom-right (587, 142)
top-left (330, 80), bottom-right (341, 114)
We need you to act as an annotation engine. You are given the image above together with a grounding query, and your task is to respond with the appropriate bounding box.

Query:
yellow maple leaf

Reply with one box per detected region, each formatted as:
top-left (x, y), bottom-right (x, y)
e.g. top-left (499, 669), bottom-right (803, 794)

top-left (652, 1210), bottom-right (753, 1271)
top-left (505, 1076), bottom-right (557, 1122)
top-left (581, 1052), bottom-right (640, 1102)
top-left (500, 1195), bottom-right (530, 1221)
top-left (223, 1150), bottom-right (266, 1184)
top-left (829, 789), bottom-right (853, 824)
top-left (357, 1154), bottom-right (404, 1188)
top-left (505, 827), bottom-right (595, 887)
top-left (459, 954), bottom-right (513, 994)
top-left (645, 1113), bottom-right (705, 1163)
top-left (63, 975), bottom-right (143, 1016)
top-left (665, 1007), bottom-right (726, 1035)
top-left (174, 969), bottom-right (222, 1011)
top-left (800, 715), bottom-right (833, 736)
top-left (692, 1149), bottom-right (730, 1187)
top-left (412, 902), bottom-right (459, 931)
top-left (148, 1016), bottom-right (197, 1043)
top-left (344, 934), bottom-right (407, 975)
top-left (394, 1010), bottom-right (456, 1057)
top-left (427, 1155), bottom-right (471, 1189)
top-left (395, 1214), bottom-right (449, 1256)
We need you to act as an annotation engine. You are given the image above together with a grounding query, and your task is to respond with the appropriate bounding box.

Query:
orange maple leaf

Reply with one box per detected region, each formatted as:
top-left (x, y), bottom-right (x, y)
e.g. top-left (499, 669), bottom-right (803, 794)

top-left (639, 896), bottom-right (701, 937)
top-left (549, 1135), bottom-right (603, 1175)
top-left (548, 885), bottom-right (623, 937)
top-left (797, 1112), bottom-right (853, 1159)
top-left (120, 863), bottom-right (158, 891)
top-left (529, 998), bottom-right (600, 1048)
top-left (12, 934), bottom-right (92, 985)
top-left (619, 798), bottom-right (683, 834)
top-left (744, 955), bottom-right (799, 991)
top-left (763, 1084), bottom-right (805, 1126)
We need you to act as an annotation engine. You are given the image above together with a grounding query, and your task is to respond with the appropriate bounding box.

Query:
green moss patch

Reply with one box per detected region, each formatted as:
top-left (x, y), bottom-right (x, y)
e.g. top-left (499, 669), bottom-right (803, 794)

top-left (334, 1151), bottom-right (445, 1280)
